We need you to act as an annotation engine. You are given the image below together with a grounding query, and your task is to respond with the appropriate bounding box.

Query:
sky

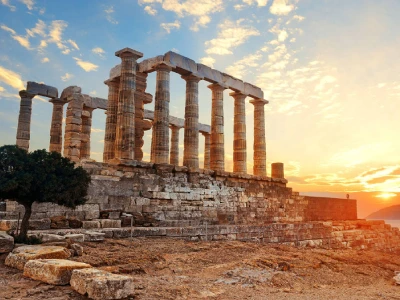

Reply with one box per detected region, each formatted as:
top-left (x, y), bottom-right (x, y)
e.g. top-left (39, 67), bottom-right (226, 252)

top-left (1, 0), bottom-right (400, 217)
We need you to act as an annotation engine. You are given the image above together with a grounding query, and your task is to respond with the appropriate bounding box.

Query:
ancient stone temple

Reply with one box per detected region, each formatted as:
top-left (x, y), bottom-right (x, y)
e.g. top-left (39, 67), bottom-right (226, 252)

top-left (9, 47), bottom-right (358, 237)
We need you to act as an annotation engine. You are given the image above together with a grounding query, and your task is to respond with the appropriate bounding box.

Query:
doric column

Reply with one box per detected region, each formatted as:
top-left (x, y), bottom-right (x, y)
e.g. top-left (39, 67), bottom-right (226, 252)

top-left (64, 93), bottom-right (84, 162)
top-left (103, 79), bottom-right (119, 162)
top-left (250, 98), bottom-right (268, 176)
top-left (114, 48), bottom-right (143, 161)
top-left (80, 107), bottom-right (94, 159)
top-left (169, 125), bottom-right (181, 165)
top-left (231, 92), bottom-right (247, 174)
top-left (16, 91), bottom-right (34, 151)
top-left (207, 83), bottom-right (226, 171)
top-left (49, 98), bottom-right (66, 153)
top-left (182, 74), bottom-right (202, 169)
top-left (202, 132), bottom-right (211, 169)
top-left (152, 63), bottom-right (172, 164)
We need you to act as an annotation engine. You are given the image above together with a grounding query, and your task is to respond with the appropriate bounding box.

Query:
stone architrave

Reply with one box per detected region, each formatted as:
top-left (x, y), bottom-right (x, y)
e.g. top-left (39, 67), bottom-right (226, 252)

top-left (16, 91), bottom-right (34, 151)
top-left (250, 98), bottom-right (268, 176)
top-left (207, 83), bottom-right (226, 171)
top-left (182, 74), bottom-right (202, 169)
top-left (114, 48), bottom-right (143, 161)
top-left (231, 92), bottom-right (247, 174)
top-left (152, 63), bottom-right (172, 164)
top-left (202, 132), bottom-right (211, 169)
top-left (49, 98), bottom-right (66, 153)
top-left (169, 125), bottom-right (182, 165)
top-left (103, 79), bottom-right (119, 162)
top-left (63, 92), bottom-right (84, 162)
top-left (80, 107), bottom-right (94, 159)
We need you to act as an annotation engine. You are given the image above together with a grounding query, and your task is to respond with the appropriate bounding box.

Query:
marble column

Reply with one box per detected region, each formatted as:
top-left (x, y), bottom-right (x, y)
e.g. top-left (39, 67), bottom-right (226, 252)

top-left (182, 74), bottom-right (201, 169)
top-left (114, 48), bottom-right (143, 161)
top-left (64, 93), bottom-right (84, 162)
top-left (169, 125), bottom-right (181, 165)
top-left (103, 79), bottom-right (119, 162)
top-left (80, 107), bottom-right (94, 159)
top-left (16, 91), bottom-right (35, 151)
top-left (250, 98), bottom-right (268, 176)
top-left (231, 92), bottom-right (247, 174)
top-left (208, 83), bottom-right (226, 171)
top-left (152, 63), bottom-right (172, 164)
top-left (202, 132), bottom-right (211, 169)
top-left (49, 98), bottom-right (66, 153)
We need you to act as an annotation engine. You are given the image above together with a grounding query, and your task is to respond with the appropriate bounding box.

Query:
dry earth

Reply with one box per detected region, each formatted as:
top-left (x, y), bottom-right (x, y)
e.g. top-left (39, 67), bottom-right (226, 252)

top-left (1, 238), bottom-right (400, 299)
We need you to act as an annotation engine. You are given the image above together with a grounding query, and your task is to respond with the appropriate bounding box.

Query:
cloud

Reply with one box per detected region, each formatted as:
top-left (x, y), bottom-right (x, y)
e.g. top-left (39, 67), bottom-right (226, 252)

top-left (92, 47), bottom-right (105, 58)
top-left (61, 73), bottom-right (73, 81)
top-left (0, 65), bottom-right (24, 90)
top-left (139, 0), bottom-right (224, 31)
top-left (199, 56), bottom-right (215, 68)
top-left (1, 0), bottom-right (16, 11)
top-left (20, 0), bottom-right (34, 10)
top-left (73, 57), bottom-right (99, 72)
top-left (356, 165), bottom-right (400, 192)
top-left (160, 20), bottom-right (180, 34)
top-left (270, 0), bottom-right (294, 15)
top-left (205, 19), bottom-right (260, 55)
top-left (41, 57), bottom-right (49, 63)
top-left (48, 20), bottom-right (68, 50)
top-left (144, 5), bottom-right (157, 15)
top-left (278, 29), bottom-right (288, 42)
top-left (1, 24), bottom-right (31, 50)
top-left (26, 20), bottom-right (46, 38)
top-left (242, 0), bottom-right (268, 7)
top-left (225, 52), bottom-right (262, 79)
top-left (315, 75), bottom-right (337, 91)
top-left (104, 6), bottom-right (118, 24)
top-left (68, 39), bottom-right (79, 50)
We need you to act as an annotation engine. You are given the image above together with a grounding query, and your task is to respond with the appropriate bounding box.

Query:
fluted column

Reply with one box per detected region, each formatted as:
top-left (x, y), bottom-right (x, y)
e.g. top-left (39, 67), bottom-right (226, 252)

top-left (231, 92), bottom-right (247, 173)
top-left (169, 125), bottom-right (181, 165)
top-left (49, 99), bottom-right (66, 153)
top-left (250, 98), bottom-right (268, 176)
top-left (16, 91), bottom-right (34, 151)
top-left (64, 92), bottom-right (84, 162)
top-left (114, 48), bottom-right (143, 161)
top-left (80, 107), bottom-right (94, 159)
top-left (202, 132), bottom-right (211, 169)
top-left (103, 79), bottom-right (119, 162)
top-left (182, 74), bottom-right (202, 169)
top-left (152, 63), bottom-right (172, 164)
top-left (208, 83), bottom-right (226, 171)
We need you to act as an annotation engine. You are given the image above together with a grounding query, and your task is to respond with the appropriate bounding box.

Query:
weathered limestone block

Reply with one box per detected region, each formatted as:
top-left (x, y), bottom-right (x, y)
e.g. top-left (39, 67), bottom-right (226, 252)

top-left (0, 231), bottom-right (14, 253)
top-left (244, 82), bottom-right (263, 99)
top-left (39, 233), bottom-right (66, 243)
top-left (71, 243), bottom-right (84, 256)
top-left (84, 231), bottom-right (105, 242)
top-left (196, 63), bottom-right (223, 84)
top-left (51, 216), bottom-right (69, 229)
top-left (5, 245), bottom-right (71, 270)
top-left (98, 219), bottom-right (121, 228)
top-left (60, 86), bottom-right (81, 100)
top-left (222, 73), bottom-right (244, 92)
top-left (137, 55), bottom-right (164, 73)
top-left (0, 220), bottom-right (17, 231)
top-left (71, 268), bottom-right (135, 300)
top-left (164, 51), bottom-right (197, 74)
top-left (27, 81), bottom-right (58, 98)
top-left (23, 259), bottom-right (91, 285)
top-left (82, 221), bottom-right (101, 229)
top-left (65, 234), bottom-right (85, 243)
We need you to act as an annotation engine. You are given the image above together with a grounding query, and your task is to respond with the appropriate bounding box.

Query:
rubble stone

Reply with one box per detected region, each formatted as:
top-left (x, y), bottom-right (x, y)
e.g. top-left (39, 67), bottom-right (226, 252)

top-left (0, 231), bottom-right (14, 253)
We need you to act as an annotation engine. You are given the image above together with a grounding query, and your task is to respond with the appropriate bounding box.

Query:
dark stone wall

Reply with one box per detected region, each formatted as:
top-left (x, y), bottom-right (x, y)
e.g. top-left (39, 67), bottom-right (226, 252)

top-left (303, 196), bottom-right (357, 221)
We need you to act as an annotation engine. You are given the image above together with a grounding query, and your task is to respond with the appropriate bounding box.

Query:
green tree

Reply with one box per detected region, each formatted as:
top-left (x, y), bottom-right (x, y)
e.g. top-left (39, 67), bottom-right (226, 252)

top-left (0, 145), bottom-right (91, 240)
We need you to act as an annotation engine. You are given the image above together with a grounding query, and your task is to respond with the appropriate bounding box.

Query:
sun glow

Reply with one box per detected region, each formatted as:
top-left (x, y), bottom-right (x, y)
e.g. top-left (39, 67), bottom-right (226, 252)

top-left (375, 192), bottom-right (397, 199)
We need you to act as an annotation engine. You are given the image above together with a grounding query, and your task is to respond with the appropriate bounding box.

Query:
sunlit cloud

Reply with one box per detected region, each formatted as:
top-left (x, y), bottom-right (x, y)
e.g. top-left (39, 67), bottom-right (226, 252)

top-left (104, 6), bottom-right (118, 24)
top-left (1, 0), bottom-right (16, 11)
top-left (199, 56), bottom-right (215, 68)
top-left (73, 57), bottom-right (99, 72)
top-left (92, 47), bottom-right (105, 58)
top-left (144, 5), bottom-right (157, 15)
top-left (270, 0), bottom-right (295, 16)
top-left (91, 128), bottom-right (104, 133)
top-left (41, 57), bottom-right (49, 63)
top-left (61, 72), bottom-right (73, 81)
top-left (0, 66), bottom-right (24, 90)
top-left (20, 0), bottom-right (34, 10)
top-left (160, 20), bottom-right (180, 34)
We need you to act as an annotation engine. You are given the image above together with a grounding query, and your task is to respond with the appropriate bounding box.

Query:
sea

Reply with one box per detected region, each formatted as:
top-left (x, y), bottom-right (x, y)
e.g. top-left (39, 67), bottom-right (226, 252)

top-left (367, 219), bottom-right (400, 229)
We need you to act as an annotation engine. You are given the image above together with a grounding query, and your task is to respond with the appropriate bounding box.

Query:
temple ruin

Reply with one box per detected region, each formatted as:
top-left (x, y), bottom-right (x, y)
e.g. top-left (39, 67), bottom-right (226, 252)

top-left (5, 47), bottom-right (362, 243)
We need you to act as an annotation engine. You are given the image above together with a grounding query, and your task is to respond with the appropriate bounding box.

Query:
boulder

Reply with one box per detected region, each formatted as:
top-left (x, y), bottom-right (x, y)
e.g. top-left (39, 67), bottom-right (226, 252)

top-left (70, 268), bottom-right (134, 300)
top-left (71, 243), bottom-right (83, 256)
top-left (5, 245), bottom-right (71, 270)
top-left (24, 259), bottom-right (91, 285)
top-left (0, 231), bottom-right (14, 253)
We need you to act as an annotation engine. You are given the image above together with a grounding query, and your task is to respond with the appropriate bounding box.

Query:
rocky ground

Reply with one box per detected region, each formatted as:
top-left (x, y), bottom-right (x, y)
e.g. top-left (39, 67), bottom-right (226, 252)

top-left (1, 238), bottom-right (400, 299)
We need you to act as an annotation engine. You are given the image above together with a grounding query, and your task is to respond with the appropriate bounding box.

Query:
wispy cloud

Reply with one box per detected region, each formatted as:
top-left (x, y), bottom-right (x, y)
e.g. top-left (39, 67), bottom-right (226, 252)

top-left (73, 57), bottom-right (99, 72)
top-left (92, 47), bottom-right (105, 58)
top-left (1, 0), bottom-right (16, 11)
top-left (0, 65), bottom-right (24, 90)
top-left (61, 72), bottom-right (73, 81)
top-left (104, 6), bottom-right (118, 24)
top-left (199, 56), bottom-right (215, 68)
top-left (160, 20), bottom-right (180, 34)
top-left (144, 5), bottom-right (157, 15)
top-left (41, 57), bottom-right (49, 63)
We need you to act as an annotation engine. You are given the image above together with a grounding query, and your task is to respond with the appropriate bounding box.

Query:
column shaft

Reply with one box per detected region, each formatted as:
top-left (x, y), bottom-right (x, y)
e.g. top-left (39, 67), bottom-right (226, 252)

top-left (231, 92), bottom-right (247, 173)
top-left (16, 91), bottom-right (34, 151)
top-left (202, 132), bottom-right (211, 169)
top-left (134, 72), bottom-right (149, 161)
top-left (152, 63), bottom-right (172, 164)
top-left (208, 83), bottom-right (226, 171)
top-left (182, 74), bottom-right (201, 169)
top-left (114, 48), bottom-right (143, 160)
top-left (49, 99), bottom-right (66, 153)
top-left (80, 108), bottom-right (93, 159)
top-left (63, 93), bottom-right (84, 162)
top-left (169, 125), bottom-right (181, 165)
top-left (103, 79), bottom-right (119, 162)
top-left (250, 98), bottom-right (268, 176)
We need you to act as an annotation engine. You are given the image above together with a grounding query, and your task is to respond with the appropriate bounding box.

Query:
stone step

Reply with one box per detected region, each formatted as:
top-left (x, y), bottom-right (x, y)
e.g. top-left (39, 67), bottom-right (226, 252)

top-left (0, 219), bottom-right (51, 231)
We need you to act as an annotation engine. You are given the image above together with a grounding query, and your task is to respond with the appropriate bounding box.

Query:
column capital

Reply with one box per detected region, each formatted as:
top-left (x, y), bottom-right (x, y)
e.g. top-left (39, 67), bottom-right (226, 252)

top-left (115, 47), bottom-right (143, 60)
top-left (201, 131), bottom-right (210, 137)
top-left (249, 98), bottom-right (269, 106)
top-left (19, 90), bottom-right (34, 99)
top-left (104, 78), bottom-right (120, 87)
top-left (169, 124), bottom-right (183, 130)
top-left (154, 62), bottom-right (173, 72)
top-left (207, 83), bottom-right (228, 92)
top-left (181, 73), bottom-right (203, 83)
top-left (49, 98), bottom-right (67, 105)
top-left (229, 91), bottom-right (247, 100)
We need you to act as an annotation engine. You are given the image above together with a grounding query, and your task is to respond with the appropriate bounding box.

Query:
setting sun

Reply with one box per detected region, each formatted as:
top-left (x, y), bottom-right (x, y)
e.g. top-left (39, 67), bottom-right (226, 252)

top-left (375, 192), bottom-right (397, 200)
